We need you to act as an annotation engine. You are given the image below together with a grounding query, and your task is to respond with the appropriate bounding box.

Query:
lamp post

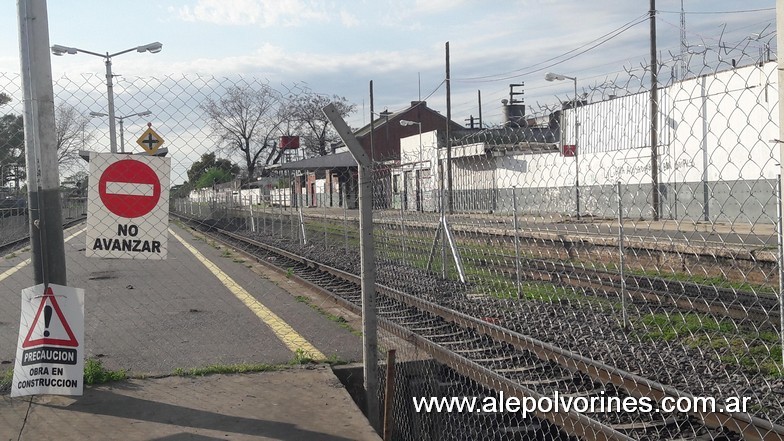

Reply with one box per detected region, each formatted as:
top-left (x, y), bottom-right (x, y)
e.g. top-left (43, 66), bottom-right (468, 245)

top-left (546, 72), bottom-right (581, 220)
top-left (399, 119), bottom-right (423, 164)
top-left (90, 110), bottom-right (151, 153)
top-left (51, 42), bottom-right (162, 154)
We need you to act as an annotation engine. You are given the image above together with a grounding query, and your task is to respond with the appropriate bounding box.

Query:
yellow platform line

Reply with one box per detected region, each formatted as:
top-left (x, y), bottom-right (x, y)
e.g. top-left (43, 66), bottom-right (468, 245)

top-left (169, 228), bottom-right (325, 360)
top-left (0, 228), bottom-right (85, 283)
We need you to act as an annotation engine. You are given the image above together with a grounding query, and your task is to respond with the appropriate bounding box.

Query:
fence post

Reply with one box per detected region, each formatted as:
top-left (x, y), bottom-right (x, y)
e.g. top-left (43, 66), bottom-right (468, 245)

top-left (344, 197), bottom-right (349, 255)
top-left (512, 186), bottom-right (521, 298)
top-left (777, 175), bottom-right (784, 368)
top-left (618, 181), bottom-right (629, 330)
top-left (323, 104), bottom-right (380, 431)
top-left (400, 189), bottom-right (406, 260)
top-left (324, 197), bottom-right (328, 247)
top-left (249, 201), bottom-right (255, 233)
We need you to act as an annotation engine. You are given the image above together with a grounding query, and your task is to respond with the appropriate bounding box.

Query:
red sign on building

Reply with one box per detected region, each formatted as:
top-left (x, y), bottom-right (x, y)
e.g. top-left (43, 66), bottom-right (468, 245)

top-left (563, 144), bottom-right (577, 157)
top-left (280, 136), bottom-right (300, 150)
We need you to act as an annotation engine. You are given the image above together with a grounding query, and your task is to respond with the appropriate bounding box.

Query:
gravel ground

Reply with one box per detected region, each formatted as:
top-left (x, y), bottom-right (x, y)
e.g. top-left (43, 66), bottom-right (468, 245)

top-left (200, 222), bottom-right (784, 428)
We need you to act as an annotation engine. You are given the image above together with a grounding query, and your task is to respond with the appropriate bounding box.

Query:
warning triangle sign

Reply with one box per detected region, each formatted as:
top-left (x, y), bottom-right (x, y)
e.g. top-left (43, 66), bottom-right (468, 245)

top-left (22, 287), bottom-right (79, 348)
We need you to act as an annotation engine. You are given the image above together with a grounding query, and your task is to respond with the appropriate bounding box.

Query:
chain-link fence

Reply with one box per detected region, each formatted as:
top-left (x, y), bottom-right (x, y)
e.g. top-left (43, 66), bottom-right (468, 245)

top-left (2, 24), bottom-right (783, 440)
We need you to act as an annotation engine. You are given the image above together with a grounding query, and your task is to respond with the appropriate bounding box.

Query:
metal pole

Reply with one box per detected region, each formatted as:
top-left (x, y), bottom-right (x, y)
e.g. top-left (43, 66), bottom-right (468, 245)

top-left (323, 104), bottom-right (379, 431)
top-left (776, 0), bottom-right (784, 368)
top-left (119, 117), bottom-right (125, 153)
top-left (18, 0), bottom-right (67, 286)
top-left (344, 196), bottom-right (348, 255)
top-left (618, 181), bottom-right (629, 330)
top-left (324, 196), bottom-right (328, 247)
top-left (105, 56), bottom-right (118, 154)
top-left (574, 77), bottom-right (581, 220)
top-left (249, 200), bottom-right (255, 233)
top-left (445, 41), bottom-right (453, 214)
top-left (512, 187), bottom-right (521, 298)
top-left (299, 197), bottom-right (307, 245)
top-left (776, 175), bottom-right (784, 368)
top-left (382, 349), bottom-right (397, 441)
top-left (400, 187), bottom-right (406, 259)
top-left (649, 0), bottom-right (660, 220)
top-left (441, 187), bottom-right (447, 278)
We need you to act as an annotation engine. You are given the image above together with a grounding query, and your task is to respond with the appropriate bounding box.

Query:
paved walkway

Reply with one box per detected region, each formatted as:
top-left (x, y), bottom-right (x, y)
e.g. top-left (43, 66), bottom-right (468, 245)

top-left (0, 366), bottom-right (380, 441)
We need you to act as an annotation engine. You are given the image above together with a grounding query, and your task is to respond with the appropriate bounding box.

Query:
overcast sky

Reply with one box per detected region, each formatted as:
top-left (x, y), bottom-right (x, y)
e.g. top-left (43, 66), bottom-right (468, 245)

top-left (0, 0), bottom-right (777, 128)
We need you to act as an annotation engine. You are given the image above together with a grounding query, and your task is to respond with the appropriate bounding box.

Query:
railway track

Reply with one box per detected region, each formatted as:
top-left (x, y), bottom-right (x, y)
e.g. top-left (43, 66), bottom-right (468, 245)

top-left (176, 213), bottom-right (784, 441)
top-left (223, 208), bottom-right (779, 327)
top-left (0, 215), bottom-right (86, 256)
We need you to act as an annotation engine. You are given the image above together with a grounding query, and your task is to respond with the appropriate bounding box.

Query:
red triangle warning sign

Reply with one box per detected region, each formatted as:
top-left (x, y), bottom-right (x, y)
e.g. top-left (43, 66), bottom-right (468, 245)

top-left (22, 287), bottom-right (79, 348)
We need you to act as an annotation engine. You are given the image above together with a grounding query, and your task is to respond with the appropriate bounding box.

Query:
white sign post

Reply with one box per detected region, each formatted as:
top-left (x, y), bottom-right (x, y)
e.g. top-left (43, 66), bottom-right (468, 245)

top-left (12, 284), bottom-right (85, 397)
top-left (86, 153), bottom-right (171, 259)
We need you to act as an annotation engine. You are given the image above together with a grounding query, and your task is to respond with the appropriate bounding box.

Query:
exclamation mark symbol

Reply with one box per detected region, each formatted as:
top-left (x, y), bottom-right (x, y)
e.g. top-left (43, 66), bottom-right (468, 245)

top-left (43, 305), bottom-right (52, 337)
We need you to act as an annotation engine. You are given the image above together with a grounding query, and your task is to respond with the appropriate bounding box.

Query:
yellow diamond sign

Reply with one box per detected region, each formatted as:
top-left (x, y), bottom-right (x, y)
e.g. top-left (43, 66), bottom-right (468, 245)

top-left (136, 127), bottom-right (164, 155)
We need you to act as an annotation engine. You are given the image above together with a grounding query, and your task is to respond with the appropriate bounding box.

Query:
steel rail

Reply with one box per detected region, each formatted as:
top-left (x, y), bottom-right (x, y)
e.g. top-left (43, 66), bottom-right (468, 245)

top-left (202, 224), bottom-right (784, 441)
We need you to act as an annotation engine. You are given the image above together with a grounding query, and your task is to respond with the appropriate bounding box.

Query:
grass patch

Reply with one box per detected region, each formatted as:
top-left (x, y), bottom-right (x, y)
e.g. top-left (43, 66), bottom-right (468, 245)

top-left (295, 295), bottom-right (361, 337)
top-left (638, 312), bottom-right (735, 342)
top-left (172, 362), bottom-right (281, 377)
top-left (621, 266), bottom-right (777, 296)
top-left (84, 359), bottom-right (127, 385)
top-left (289, 348), bottom-right (315, 365)
top-left (0, 368), bottom-right (12, 392)
top-left (636, 313), bottom-right (784, 377)
top-left (5, 253), bottom-right (17, 259)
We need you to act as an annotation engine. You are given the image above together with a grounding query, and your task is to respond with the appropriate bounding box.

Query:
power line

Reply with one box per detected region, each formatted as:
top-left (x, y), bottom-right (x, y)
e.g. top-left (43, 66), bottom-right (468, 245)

top-left (658, 7), bottom-right (774, 15)
top-left (453, 12), bottom-right (649, 83)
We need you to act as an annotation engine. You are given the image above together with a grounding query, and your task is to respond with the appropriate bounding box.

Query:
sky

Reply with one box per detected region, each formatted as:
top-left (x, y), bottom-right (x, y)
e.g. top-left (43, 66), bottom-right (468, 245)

top-left (0, 1), bottom-right (777, 138)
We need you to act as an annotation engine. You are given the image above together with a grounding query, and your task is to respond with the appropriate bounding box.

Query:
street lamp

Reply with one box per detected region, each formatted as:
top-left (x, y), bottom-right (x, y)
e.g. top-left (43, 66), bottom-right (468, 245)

top-left (399, 119), bottom-right (423, 164)
top-left (51, 42), bottom-right (163, 154)
top-left (90, 110), bottom-right (151, 153)
top-left (546, 72), bottom-right (581, 220)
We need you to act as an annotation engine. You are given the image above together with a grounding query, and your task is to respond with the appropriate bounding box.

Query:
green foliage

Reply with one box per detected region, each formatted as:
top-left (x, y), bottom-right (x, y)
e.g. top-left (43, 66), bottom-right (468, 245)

top-left (83, 359), bottom-right (127, 385)
top-left (290, 348), bottom-right (315, 365)
top-left (0, 113), bottom-right (25, 187)
top-left (195, 167), bottom-right (234, 189)
top-left (0, 368), bottom-right (12, 392)
top-left (188, 153), bottom-right (240, 191)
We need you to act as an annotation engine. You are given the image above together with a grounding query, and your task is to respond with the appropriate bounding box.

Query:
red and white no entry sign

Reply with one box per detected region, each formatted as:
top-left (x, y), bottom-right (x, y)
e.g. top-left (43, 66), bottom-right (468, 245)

top-left (87, 153), bottom-right (170, 260)
top-left (98, 159), bottom-right (161, 218)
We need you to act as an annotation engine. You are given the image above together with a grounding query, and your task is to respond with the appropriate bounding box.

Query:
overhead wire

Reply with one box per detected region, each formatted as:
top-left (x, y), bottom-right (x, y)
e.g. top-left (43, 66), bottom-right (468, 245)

top-left (453, 12), bottom-right (650, 83)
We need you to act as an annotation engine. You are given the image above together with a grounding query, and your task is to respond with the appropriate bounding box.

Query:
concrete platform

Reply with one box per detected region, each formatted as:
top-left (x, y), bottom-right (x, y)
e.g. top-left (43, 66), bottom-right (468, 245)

top-left (0, 365), bottom-right (380, 441)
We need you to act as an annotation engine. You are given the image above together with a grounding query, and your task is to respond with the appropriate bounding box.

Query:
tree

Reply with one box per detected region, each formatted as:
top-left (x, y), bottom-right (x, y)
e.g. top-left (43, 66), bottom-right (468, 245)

top-left (54, 103), bottom-right (91, 169)
top-left (186, 152), bottom-right (239, 185)
top-left (201, 84), bottom-right (287, 180)
top-left (195, 168), bottom-right (234, 189)
top-left (0, 93), bottom-right (25, 190)
top-left (289, 93), bottom-right (355, 157)
top-left (61, 171), bottom-right (88, 197)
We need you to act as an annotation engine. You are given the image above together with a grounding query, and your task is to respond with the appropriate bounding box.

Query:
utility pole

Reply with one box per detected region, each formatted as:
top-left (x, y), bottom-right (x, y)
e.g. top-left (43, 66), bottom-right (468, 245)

top-left (445, 42), bottom-right (452, 214)
top-left (477, 90), bottom-right (483, 129)
top-left (18, 0), bottom-right (67, 285)
top-left (649, 0), bottom-right (660, 221)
